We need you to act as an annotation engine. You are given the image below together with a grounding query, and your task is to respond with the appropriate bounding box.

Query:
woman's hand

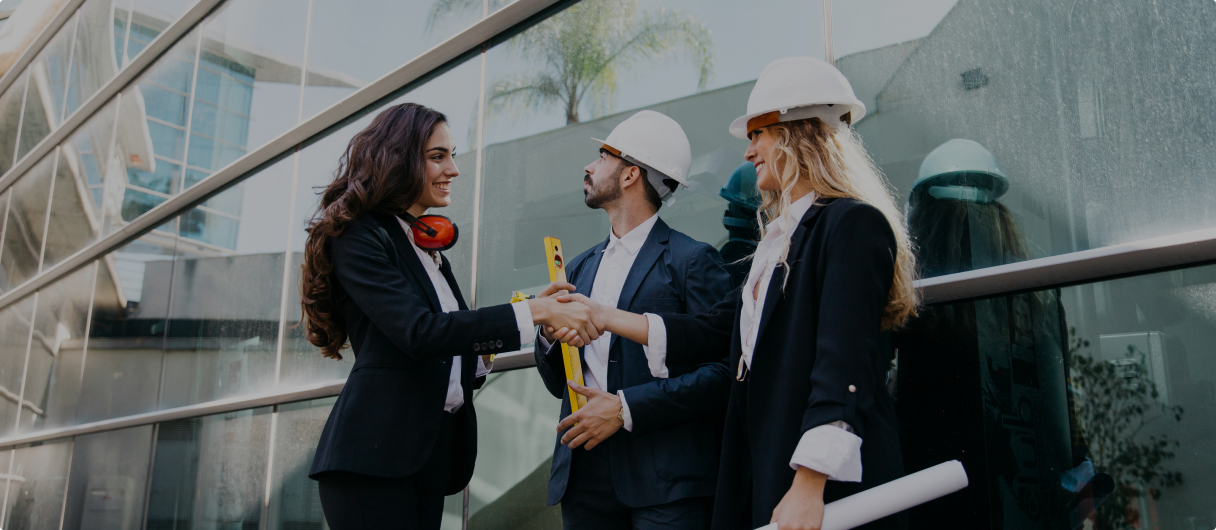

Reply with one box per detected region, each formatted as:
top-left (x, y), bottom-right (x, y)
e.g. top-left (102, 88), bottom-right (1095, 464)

top-left (537, 281), bottom-right (577, 342)
top-left (771, 467), bottom-right (828, 530)
top-left (528, 297), bottom-right (604, 345)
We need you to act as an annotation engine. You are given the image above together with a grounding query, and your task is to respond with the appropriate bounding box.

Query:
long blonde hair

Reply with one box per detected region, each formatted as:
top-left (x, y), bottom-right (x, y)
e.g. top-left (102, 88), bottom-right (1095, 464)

top-left (757, 117), bottom-right (919, 329)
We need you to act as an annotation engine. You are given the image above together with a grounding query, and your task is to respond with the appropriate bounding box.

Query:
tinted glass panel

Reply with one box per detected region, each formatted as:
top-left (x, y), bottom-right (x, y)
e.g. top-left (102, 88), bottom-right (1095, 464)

top-left (18, 264), bottom-right (96, 433)
top-left (14, 12), bottom-right (77, 159)
top-left (0, 155), bottom-right (54, 292)
top-left (41, 98), bottom-right (119, 271)
top-left (838, 0), bottom-right (1216, 279)
top-left (0, 298), bottom-right (34, 437)
top-left (894, 264), bottom-right (1216, 528)
top-left (145, 407), bottom-right (272, 529)
top-left (0, 73), bottom-right (29, 176)
top-left (76, 221), bottom-right (180, 424)
top-left (158, 161), bottom-right (293, 409)
top-left (61, 426), bottom-right (154, 530)
top-left (2, 439), bottom-right (72, 530)
top-left (265, 398), bottom-right (333, 530)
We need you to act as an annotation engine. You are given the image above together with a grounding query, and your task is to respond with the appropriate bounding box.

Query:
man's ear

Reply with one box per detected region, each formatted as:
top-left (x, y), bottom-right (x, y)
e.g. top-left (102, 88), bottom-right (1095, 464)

top-left (620, 165), bottom-right (642, 189)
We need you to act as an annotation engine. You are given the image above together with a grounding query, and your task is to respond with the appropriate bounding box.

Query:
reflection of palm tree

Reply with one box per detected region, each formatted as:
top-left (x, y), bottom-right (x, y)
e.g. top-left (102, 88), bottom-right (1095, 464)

top-left (1068, 331), bottom-right (1184, 530)
top-left (432, 0), bottom-right (714, 124)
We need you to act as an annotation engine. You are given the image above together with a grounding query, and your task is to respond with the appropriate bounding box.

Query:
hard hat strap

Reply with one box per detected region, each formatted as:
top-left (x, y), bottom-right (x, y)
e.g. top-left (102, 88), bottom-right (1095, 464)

top-left (603, 143), bottom-right (679, 204)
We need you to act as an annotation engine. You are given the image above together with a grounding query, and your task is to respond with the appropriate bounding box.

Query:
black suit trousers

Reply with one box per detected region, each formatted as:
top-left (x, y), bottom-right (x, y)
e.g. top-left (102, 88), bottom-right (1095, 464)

top-left (561, 443), bottom-right (712, 530)
top-left (317, 412), bottom-right (456, 529)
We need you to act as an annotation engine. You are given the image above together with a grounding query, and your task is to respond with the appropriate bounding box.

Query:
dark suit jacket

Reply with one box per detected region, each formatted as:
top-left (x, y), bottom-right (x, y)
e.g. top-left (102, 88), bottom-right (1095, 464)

top-left (309, 213), bottom-right (521, 495)
top-left (659, 199), bottom-right (906, 530)
top-left (535, 218), bottom-right (733, 507)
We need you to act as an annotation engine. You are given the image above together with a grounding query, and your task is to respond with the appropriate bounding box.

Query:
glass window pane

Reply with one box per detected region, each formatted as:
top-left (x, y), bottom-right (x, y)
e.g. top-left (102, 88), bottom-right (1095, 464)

top-left (181, 0), bottom-right (308, 186)
top-left (18, 264), bottom-right (97, 433)
top-left (63, 0), bottom-right (126, 118)
top-left (61, 425), bottom-right (154, 530)
top-left (76, 221), bottom-right (180, 424)
top-left (42, 99), bottom-right (119, 272)
top-left (838, 0), bottom-right (1216, 279)
top-left (265, 398), bottom-right (333, 530)
top-left (15, 12), bottom-right (78, 157)
top-left (2, 439), bottom-right (72, 530)
top-left (121, 0), bottom-right (198, 67)
top-left (301, 0), bottom-right (488, 119)
top-left (146, 407), bottom-right (272, 529)
top-left (158, 160), bottom-right (293, 409)
top-left (465, 369), bottom-right (560, 526)
top-left (0, 72), bottom-right (30, 176)
top-left (0, 154), bottom-right (55, 292)
top-left (476, 0), bottom-right (823, 308)
top-left (0, 297), bottom-right (35, 438)
top-left (894, 263), bottom-right (1216, 528)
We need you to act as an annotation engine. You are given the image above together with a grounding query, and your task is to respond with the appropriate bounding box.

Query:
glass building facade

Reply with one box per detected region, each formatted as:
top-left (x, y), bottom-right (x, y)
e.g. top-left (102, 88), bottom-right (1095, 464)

top-left (0, 0), bottom-right (1211, 528)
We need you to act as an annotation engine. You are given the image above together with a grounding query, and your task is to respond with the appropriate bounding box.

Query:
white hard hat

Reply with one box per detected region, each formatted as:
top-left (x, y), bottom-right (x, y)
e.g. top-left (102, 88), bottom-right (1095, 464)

top-left (729, 56), bottom-right (866, 139)
top-left (592, 110), bottom-right (692, 204)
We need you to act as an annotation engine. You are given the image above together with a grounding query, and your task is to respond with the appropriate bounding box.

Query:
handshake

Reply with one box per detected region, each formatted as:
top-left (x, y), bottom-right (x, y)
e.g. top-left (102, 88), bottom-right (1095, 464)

top-left (526, 282), bottom-right (607, 348)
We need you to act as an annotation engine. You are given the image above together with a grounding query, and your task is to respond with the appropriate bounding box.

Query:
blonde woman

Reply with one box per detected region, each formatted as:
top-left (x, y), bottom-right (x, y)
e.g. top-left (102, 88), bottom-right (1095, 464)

top-left (555, 57), bottom-right (919, 530)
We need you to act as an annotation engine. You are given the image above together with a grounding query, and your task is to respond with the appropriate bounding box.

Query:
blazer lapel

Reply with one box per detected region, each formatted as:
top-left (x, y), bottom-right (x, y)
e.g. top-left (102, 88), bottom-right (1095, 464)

top-left (753, 201), bottom-right (829, 344)
top-left (609, 219), bottom-right (669, 353)
top-left (616, 218), bottom-right (669, 312)
top-left (438, 255), bottom-right (469, 311)
top-left (574, 238), bottom-right (608, 299)
top-left (374, 213), bottom-right (442, 313)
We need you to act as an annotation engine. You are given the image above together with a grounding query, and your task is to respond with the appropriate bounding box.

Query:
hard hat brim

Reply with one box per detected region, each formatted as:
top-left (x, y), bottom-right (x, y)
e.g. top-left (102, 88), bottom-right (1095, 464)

top-left (729, 101), bottom-right (867, 139)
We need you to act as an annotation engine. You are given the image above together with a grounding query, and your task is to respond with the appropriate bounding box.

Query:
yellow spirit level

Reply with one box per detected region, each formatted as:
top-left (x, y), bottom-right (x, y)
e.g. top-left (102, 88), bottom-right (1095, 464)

top-left (544, 236), bottom-right (587, 412)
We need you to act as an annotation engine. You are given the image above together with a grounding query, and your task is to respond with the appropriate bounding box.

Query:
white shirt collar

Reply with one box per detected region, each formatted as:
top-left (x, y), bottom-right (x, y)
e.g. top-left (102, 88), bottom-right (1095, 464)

top-left (396, 216), bottom-right (442, 267)
top-left (606, 213), bottom-right (659, 255)
top-left (773, 192), bottom-right (817, 232)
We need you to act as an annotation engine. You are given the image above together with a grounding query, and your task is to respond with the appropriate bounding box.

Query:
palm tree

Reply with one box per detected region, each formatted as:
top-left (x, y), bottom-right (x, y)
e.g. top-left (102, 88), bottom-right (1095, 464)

top-left (431, 0), bottom-right (714, 124)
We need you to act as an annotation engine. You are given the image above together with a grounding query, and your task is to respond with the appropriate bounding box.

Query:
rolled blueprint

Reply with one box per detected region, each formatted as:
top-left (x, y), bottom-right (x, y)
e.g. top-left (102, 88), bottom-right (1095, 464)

top-left (756, 460), bottom-right (968, 530)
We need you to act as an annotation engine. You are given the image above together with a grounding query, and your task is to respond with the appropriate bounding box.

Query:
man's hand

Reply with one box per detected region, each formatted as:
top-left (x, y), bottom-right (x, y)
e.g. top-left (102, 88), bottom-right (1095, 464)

top-left (770, 466), bottom-right (828, 530)
top-left (528, 298), bottom-right (604, 345)
top-left (555, 293), bottom-right (607, 348)
top-left (556, 381), bottom-right (624, 450)
top-left (537, 282), bottom-right (576, 343)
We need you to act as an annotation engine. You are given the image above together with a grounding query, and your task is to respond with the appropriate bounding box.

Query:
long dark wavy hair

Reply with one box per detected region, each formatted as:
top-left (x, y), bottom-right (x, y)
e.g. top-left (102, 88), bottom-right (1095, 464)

top-left (301, 103), bottom-right (448, 359)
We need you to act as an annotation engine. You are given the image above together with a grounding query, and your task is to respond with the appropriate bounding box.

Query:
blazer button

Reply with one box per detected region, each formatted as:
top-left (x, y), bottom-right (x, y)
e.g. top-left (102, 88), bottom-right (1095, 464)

top-left (496, 339), bottom-right (503, 348)
top-left (481, 342), bottom-right (489, 351)
top-left (473, 343), bottom-right (480, 351)
top-left (848, 385), bottom-right (857, 393)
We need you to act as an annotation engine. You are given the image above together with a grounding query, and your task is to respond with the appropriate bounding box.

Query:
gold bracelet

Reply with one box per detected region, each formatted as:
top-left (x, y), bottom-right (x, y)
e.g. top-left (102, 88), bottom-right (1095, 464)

top-left (617, 406), bottom-right (624, 422)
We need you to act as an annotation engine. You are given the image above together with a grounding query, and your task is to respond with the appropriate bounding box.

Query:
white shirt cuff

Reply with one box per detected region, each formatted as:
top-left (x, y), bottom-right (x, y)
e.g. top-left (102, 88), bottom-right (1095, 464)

top-left (617, 390), bottom-right (634, 432)
top-left (642, 313), bottom-right (669, 378)
top-left (510, 301), bottom-right (535, 346)
top-left (475, 355), bottom-right (493, 377)
top-left (789, 421), bottom-right (863, 482)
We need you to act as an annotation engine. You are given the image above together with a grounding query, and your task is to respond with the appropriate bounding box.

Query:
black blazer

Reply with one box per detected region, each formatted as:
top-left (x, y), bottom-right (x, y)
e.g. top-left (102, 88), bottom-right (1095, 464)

top-left (309, 213), bottom-right (521, 494)
top-left (659, 198), bottom-right (905, 530)
top-left (534, 218), bottom-right (733, 507)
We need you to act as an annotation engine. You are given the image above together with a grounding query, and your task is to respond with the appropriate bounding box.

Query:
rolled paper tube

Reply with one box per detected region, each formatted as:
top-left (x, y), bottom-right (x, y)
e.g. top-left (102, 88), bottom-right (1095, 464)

top-left (756, 460), bottom-right (969, 530)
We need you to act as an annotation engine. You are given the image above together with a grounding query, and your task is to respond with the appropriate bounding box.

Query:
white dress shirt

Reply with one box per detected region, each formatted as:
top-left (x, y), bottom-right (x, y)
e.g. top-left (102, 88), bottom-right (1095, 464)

top-left (397, 217), bottom-right (534, 413)
top-left (537, 213), bottom-right (659, 431)
top-left (640, 194), bottom-right (863, 482)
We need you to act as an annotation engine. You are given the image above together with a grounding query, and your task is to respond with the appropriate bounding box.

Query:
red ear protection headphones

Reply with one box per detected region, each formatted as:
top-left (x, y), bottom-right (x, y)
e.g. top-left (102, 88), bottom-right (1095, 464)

top-left (400, 213), bottom-right (459, 252)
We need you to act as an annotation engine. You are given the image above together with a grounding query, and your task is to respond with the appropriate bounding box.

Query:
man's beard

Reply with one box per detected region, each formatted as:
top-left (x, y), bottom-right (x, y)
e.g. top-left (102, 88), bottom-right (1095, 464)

top-left (584, 174), bottom-right (623, 209)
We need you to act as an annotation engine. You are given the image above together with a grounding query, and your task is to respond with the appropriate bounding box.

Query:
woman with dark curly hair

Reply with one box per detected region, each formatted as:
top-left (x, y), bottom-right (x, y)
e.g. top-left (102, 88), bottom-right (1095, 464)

top-left (301, 103), bottom-right (602, 529)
